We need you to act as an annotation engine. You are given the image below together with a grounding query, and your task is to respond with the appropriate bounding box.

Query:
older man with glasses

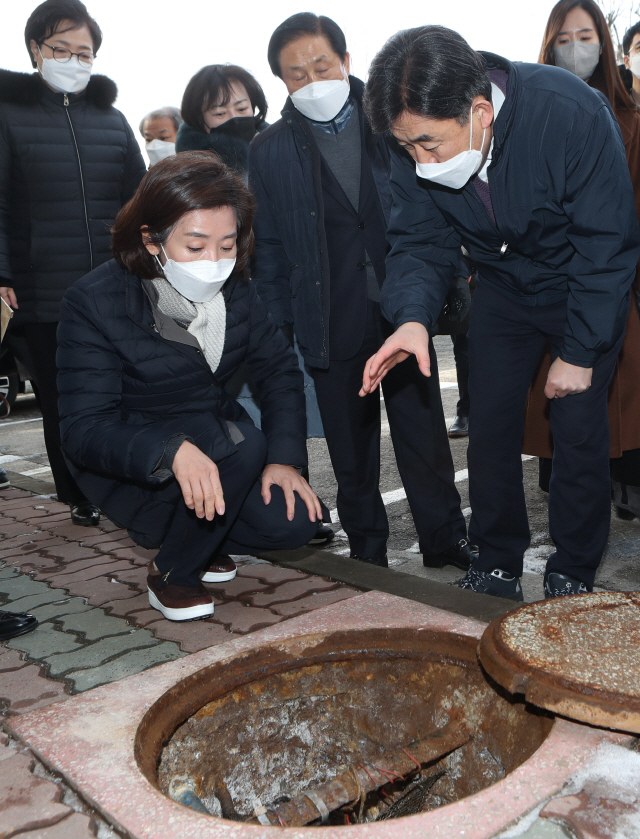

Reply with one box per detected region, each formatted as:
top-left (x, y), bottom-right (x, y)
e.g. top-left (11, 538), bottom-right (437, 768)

top-left (0, 0), bottom-right (145, 525)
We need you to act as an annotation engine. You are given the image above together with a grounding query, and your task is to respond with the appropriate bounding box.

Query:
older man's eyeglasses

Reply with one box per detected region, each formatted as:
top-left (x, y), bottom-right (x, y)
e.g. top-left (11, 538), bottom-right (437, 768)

top-left (40, 41), bottom-right (94, 67)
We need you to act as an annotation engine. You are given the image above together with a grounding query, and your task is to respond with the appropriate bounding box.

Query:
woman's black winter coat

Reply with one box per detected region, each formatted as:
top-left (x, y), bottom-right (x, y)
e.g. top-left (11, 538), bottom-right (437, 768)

top-left (0, 70), bottom-right (146, 323)
top-left (56, 260), bottom-right (307, 527)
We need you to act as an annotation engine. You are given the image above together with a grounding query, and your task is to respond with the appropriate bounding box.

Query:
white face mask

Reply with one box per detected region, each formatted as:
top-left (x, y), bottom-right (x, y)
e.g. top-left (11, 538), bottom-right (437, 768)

top-left (630, 53), bottom-right (640, 80)
top-left (553, 41), bottom-right (601, 81)
top-left (290, 77), bottom-right (350, 122)
top-left (158, 245), bottom-right (236, 303)
top-left (145, 139), bottom-right (176, 166)
top-left (415, 108), bottom-right (486, 189)
top-left (38, 51), bottom-right (92, 94)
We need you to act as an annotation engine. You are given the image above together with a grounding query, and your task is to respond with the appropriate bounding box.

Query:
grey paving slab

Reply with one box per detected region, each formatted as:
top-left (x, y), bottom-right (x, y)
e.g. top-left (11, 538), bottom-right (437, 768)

top-left (0, 574), bottom-right (54, 599)
top-left (0, 567), bottom-right (21, 579)
top-left (58, 609), bottom-right (132, 641)
top-left (45, 628), bottom-right (162, 676)
top-left (1, 591), bottom-right (75, 612)
top-left (5, 626), bottom-right (83, 658)
top-left (497, 817), bottom-right (571, 838)
top-left (66, 642), bottom-right (185, 692)
top-left (29, 598), bottom-right (91, 622)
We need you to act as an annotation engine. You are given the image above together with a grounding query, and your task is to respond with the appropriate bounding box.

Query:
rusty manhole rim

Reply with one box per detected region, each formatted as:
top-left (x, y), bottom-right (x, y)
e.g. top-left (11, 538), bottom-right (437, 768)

top-left (137, 627), bottom-right (491, 789)
top-left (478, 592), bottom-right (640, 729)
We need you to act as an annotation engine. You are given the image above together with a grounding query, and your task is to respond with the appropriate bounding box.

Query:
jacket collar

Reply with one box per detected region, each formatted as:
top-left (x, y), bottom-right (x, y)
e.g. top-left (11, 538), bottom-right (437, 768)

top-left (478, 53), bottom-right (520, 158)
top-left (0, 68), bottom-right (117, 109)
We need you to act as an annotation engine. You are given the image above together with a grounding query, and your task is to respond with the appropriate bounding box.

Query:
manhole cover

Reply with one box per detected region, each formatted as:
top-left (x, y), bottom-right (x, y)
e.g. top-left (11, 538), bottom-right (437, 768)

top-left (479, 591), bottom-right (640, 732)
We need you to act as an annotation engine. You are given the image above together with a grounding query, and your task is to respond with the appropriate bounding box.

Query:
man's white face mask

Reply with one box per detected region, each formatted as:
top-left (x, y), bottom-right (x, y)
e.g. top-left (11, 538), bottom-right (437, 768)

top-left (145, 139), bottom-right (176, 166)
top-left (415, 107), bottom-right (486, 190)
top-left (290, 74), bottom-right (350, 122)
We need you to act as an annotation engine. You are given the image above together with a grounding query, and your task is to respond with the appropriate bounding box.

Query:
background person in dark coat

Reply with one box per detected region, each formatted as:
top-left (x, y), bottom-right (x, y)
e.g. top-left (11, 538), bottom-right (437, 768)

top-left (140, 105), bottom-right (183, 167)
top-left (361, 26), bottom-right (640, 600)
top-left (523, 0), bottom-right (640, 520)
top-left (250, 13), bottom-right (473, 570)
top-left (176, 65), bottom-right (268, 178)
top-left (0, 0), bottom-right (146, 525)
top-left (620, 21), bottom-right (640, 107)
top-left (57, 152), bottom-right (320, 622)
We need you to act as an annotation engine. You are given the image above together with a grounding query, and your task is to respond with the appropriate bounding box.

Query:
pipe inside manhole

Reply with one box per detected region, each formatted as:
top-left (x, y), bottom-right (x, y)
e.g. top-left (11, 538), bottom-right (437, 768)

top-left (135, 628), bottom-right (553, 827)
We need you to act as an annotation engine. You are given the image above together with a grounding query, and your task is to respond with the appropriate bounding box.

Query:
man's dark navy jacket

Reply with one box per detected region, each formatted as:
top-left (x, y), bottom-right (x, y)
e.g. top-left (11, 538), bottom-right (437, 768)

top-left (382, 53), bottom-right (640, 367)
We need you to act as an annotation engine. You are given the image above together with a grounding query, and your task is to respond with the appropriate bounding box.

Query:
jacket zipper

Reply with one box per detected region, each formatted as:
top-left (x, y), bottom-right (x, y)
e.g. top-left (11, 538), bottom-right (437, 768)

top-left (64, 93), bottom-right (94, 270)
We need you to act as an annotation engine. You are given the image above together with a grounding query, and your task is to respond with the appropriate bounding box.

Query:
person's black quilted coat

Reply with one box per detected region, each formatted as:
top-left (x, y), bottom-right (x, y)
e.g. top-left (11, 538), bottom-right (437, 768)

top-left (56, 259), bottom-right (307, 527)
top-left (0, 69), bottom-right (146, 323)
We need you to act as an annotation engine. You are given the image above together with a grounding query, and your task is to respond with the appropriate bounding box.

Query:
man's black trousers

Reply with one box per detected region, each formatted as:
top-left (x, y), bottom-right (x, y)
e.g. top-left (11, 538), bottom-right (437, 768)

top-left (311, 301), bottom-right (466, 560)
top-left (81, 422), bottom-right (316, 587)
top-left (467, 282), bottom-right (624, 588)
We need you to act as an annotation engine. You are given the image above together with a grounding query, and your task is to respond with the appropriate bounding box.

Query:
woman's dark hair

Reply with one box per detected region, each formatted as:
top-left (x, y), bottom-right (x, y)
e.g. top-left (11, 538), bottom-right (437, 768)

top-left (267, 12), bottom-right (347, 78)
top-left (364, 26), bottom-right (491, 134)
top-left (111, 151), bottom-right (255, 280)
top-left (539, 0), bottom-right (636, 116)
top-left (25, 0), bottom-right (102, 68)
top-left (180, 65), bottom-right (267, 133)
top-left (623, 20), bottom-right (640, 56)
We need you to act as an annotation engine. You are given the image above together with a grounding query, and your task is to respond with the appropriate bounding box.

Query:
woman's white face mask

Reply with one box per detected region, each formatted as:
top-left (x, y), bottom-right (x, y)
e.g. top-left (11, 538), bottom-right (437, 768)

top-left (553, 40), bottom-right (601, 81)
top-left (415, 107), bottom-right (486, 189)
top-left (157, 245), bottom-right (236, 303)
top-left (38, 48), bottom-right (92, 93)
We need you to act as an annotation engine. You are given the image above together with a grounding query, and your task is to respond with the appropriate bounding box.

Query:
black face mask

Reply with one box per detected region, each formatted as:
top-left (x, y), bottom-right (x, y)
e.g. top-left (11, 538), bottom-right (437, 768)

top-left (209, 116), bottom-right (256, 144)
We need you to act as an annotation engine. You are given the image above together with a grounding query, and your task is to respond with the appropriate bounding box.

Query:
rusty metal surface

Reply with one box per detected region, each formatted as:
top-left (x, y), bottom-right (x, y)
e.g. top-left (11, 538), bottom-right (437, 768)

top-left (246, 721), bottom-right (471, 826)
top-left (479, 592), bottom-right (640, 733)
top-left (146, 627), bottom-right (553, 825)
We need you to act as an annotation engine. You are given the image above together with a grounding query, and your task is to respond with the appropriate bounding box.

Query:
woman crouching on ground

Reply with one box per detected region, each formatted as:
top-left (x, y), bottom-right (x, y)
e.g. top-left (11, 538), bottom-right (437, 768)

top-left (56, 151), bottom-right (321, 622)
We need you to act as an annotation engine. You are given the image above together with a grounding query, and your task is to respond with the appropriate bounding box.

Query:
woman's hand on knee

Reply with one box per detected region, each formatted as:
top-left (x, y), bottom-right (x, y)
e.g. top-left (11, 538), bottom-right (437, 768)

top-left (172, 440), bottom-right (225, 520)
top-left (261, 464), bottom-right (322, 522)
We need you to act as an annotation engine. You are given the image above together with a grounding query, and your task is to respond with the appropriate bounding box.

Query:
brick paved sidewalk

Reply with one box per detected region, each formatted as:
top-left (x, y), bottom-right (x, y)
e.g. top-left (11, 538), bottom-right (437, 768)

top-left (0, 485), bottom-right (360, 838)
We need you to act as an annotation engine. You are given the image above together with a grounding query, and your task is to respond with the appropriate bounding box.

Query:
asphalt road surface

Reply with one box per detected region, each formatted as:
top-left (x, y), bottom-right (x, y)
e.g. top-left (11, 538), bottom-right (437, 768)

top-left (1, 337), bottom-right (639, 604)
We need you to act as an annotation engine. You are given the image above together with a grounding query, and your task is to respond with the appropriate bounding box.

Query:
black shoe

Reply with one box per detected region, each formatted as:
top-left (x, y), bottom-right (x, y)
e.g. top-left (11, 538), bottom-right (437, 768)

top-left (70, 503), bottom-right (101, 527)
top-left (0, 610), bottom-right (38, 641)
top-left (615, 506), bottom-right (637, 521)
top-left (350, 553), bottom-right (388, 568)
top-left (458, 566), bottom-right (523, 601)
top-left (0, 466), bottom-right (9, 489)
top-left (423, 538), bottom-right (478, 570)
top-left (308, 523), bottom-right (335, 547)
top-left (544, 572), bottom-right (589, 598)
top-left (448, 416), bottom-right (469, 438)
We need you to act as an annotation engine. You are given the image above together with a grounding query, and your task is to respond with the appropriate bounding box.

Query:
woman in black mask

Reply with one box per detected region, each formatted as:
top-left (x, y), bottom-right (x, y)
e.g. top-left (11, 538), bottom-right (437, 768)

top-left (176, 65), bottom-right (267, 177)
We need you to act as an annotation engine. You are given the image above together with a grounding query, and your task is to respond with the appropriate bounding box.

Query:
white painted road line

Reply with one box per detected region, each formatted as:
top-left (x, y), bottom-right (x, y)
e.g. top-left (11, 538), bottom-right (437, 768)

top-left (329, 456), bottom-right (535, 523)
top-left (0, 417), bottom-right (43, 427)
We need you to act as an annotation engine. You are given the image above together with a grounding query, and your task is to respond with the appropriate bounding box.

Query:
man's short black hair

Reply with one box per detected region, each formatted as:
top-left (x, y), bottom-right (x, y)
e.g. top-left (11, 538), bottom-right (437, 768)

top-left (25, 0), bottom-right (102, 68)
top-left (623, 20), bottom-right (640, 56)
top-left (364, 25), bottom-right (491, 134)
top-left (267, 12), bottom-right (347, 78)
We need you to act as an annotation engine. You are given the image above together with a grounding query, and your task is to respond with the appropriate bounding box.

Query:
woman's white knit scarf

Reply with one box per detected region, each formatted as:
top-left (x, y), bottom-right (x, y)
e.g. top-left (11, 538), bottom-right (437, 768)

top-left (153, 277), bottom-right (227, 374)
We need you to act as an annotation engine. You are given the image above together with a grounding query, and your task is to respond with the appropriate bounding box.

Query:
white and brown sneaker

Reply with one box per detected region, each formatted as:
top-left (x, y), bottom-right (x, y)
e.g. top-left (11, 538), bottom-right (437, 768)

top-left (147, 562), bottom-right (214, 621)
top-left (201, 555), bottom-right (237, 583)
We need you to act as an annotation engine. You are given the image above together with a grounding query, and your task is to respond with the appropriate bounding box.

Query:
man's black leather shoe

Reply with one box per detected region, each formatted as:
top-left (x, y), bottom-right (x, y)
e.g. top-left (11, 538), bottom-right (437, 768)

top-left (448, 416), bottom-right (469, 438)
top-left (0, 610), bottom-right (38, 641)
top-left (423, 538), bottom-right (478, 570)
top-left (459, 567), bottom-right (524, 601)
top-left (350, 553), bottom-right (388, 568)
top-left (544, 572), bottom-right (589, 598)
top-left (70, 503), bottom-right (101, 527)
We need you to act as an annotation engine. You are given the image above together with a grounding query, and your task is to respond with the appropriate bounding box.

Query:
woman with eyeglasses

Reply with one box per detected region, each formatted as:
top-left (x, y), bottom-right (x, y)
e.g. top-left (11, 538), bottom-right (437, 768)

top-left (0, 0), bottom-right (146, 526)
top-left (176, 65), bottom-right (268, 178)
top-left (523, 0), bottom-right (640, 520)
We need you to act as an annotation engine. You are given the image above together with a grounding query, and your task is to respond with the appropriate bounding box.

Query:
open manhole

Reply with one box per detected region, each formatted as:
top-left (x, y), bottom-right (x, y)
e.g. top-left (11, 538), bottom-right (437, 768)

top-left (135, 627), bottom-right (553, 827)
